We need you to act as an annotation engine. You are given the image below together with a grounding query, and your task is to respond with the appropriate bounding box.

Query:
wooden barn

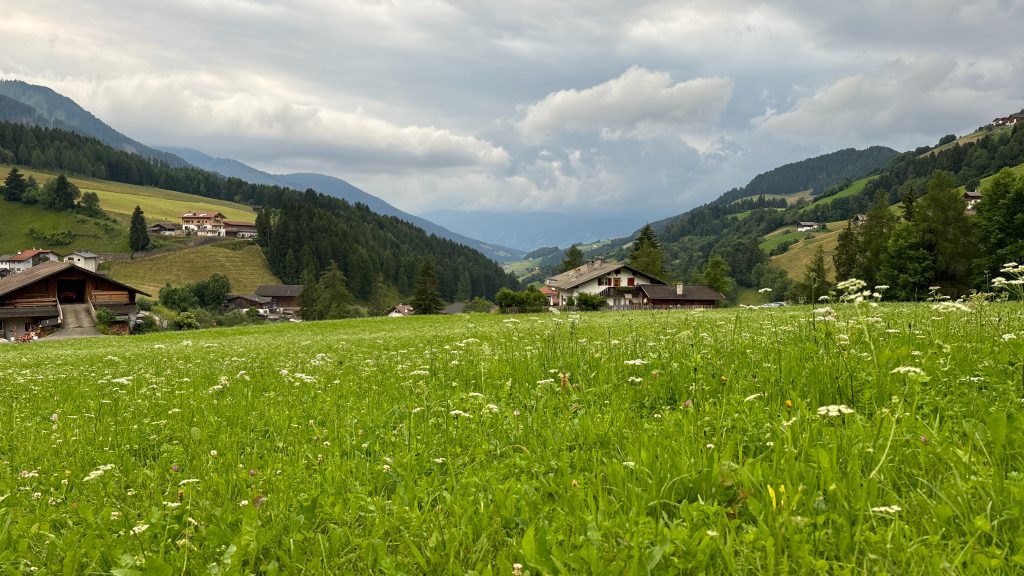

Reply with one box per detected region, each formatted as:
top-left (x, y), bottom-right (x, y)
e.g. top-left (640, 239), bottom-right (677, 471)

top-left (0, 261), bottom-right (150, 340)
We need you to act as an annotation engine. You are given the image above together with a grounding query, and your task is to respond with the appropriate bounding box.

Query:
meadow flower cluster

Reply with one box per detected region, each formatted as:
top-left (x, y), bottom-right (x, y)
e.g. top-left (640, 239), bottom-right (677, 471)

top-left (1, 301), bottom-right (1023, 573)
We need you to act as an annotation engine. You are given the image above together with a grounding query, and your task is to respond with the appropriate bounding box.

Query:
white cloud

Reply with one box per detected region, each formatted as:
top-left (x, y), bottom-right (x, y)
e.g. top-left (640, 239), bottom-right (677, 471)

top-left (752, 57), bottom-right (1022, 149)
top-left (516, 67), bottom-right (733, 143)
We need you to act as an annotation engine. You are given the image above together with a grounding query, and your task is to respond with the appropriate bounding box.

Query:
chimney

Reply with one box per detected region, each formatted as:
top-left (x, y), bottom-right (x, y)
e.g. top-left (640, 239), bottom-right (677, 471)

top-left (676, 283), bottom-right (684, 296)
top-left (595, 257), bottom-right (605, 268)
top-left (587, 260), bottom-right (595, 271)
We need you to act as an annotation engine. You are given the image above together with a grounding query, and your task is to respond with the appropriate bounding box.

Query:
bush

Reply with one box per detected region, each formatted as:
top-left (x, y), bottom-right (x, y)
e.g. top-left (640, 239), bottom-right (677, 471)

top-left (464, 297), bottom-right (494, 313)
top-left (173, 312), bottom-right (201, 330)
top-left (132, 315), bottom-right (158, 334)
top-left (573, 292), bottom-right (607, 311)
top-left (495, 287), bottom-right (548, 313)
top-left (220, 310), bottom-right (247, 327)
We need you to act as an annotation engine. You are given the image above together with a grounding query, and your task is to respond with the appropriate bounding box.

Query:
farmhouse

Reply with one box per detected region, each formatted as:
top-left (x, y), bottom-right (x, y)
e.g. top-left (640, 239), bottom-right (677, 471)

top-left (388, 303), bottom-right (414, 317)
top-left (63, 251), bottom-right (99, 272)
top-left (224, 221), bottom-right (258, 239)
top-left (539, 285), bottom-right (559, 307)
top-left (224, 293), bottom-right (272, 310)
top-left (254, 284), bottom-right (303, 310)
top-left (635, 283), bottom-right (725, 308)
top-left (0, 249), bottom-right (58, 274)
top-left (964, 190), bottom-right (983, 214)
top-left (0, 260), bottom-right (149, 340)
top-left (181, 211), bottom-right (226, 236)
top-left (148, 222), bottom-right (180, 236)
top-left (547, 259), bottom-right (662, 307)
top-left (796, 221), bottom-right (819, 232)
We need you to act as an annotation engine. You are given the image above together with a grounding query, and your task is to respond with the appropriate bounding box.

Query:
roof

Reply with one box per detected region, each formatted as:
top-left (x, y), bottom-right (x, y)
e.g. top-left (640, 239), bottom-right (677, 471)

top-left (390, 304), bottom-right (414, 315)
top-left (182, 211), bottom-right (226, 218)
top-left (223, 221), bottom-right (256, 227)
top-left (539, 285), bottom-right (558, 296)
top-left (227, 293), bottom-right (272, 304)
top-left (0, 261), bottom-right (152, 299)
top-left (149, 222), bottom-right (179, 229)
top-left (66, 251), bottom-right (98, 258)
top-left (1, 249), bottom-right (54, 262)
top-left (547, 260), bottom-right (668, 290)
top-left (798, 221), bottom-right (818, 226)
top-left (964, 191), bottom-right (983, 198)
top-left (639, 284), bottom-right (725, 302)
top-left (254, 284), bottom-right (304, 297)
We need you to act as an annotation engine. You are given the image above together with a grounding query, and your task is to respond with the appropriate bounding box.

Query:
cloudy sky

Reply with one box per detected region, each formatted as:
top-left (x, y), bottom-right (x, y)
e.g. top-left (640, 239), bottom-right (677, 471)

top-left (2, 0), bottom-right (1022, 223)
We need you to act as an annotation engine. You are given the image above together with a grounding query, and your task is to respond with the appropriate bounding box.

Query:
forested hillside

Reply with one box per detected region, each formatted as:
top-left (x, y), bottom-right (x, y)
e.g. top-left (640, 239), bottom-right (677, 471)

top-left (601, 125), bottom-right (1024, 301)
top-left (0, 122), bottom-right (519, 302)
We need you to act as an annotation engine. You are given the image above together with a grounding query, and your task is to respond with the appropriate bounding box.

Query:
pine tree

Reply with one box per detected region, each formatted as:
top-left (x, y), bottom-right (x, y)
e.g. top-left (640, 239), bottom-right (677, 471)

top-left (916, 170), bottom-right (978, 286)
top-left (560, 244), bottom-right (584, 273)
top-left (833, 220), bottom-right (860, 281)
top-left (2, 167), bottom-right (27, 201)
top-left (975, 168), bottom-right (1024, 275)
top-left (412, 259), bottom-right (444, 314)
top-left (629, 224), bottom-right (665, 277)
top-left (315, 262), bottom-right (356, 319)
top-left (129, 205), bottom-right (150, 252)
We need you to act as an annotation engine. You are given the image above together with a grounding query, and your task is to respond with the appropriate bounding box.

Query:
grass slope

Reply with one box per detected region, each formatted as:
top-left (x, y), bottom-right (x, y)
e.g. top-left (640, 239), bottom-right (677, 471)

top-left (106, 240), bottom-right (279, 295)
top-left (803, 176), bottom-right (877, 210)
top-left (1, 165), bottom-right (256, 224)
top-left (1, 303), bottom-right (1022, 573)
top-left (769, 220), bottom-right (846, 280)
top-left (0, 198), bottom-right (127, 254)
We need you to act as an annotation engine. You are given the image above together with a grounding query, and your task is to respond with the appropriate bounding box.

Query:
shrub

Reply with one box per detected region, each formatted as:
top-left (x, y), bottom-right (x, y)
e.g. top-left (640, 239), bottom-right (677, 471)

top-left (173, 312), bottom-right (200, 330)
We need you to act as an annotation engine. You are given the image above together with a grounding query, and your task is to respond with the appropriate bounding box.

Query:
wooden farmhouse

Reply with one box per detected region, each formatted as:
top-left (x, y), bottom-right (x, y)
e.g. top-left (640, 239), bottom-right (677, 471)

top-left (546, 259), bottom-right (724, 309)
top-left (0, 261), bottom-right (149, 340)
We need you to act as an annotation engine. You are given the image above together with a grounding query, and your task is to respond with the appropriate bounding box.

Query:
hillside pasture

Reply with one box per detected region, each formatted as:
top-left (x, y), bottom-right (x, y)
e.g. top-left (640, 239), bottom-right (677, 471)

top-left (769, 220), bottom-right (845, 280)
top-left (106, 240), bottom-right (279, 295)
top-left (804, 176), bottom-right (877, 210)
top-left (0, 165), bottom-right (256, 224)
top-left (1, 303), bottom-right (1022, 573)
top-left (0, 197), bottom-right (127, 254)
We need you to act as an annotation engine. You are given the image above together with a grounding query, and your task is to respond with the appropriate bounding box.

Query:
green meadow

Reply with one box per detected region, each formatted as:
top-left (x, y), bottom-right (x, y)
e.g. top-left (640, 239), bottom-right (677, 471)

top-left (2, 293), bottom-right (1023, 573)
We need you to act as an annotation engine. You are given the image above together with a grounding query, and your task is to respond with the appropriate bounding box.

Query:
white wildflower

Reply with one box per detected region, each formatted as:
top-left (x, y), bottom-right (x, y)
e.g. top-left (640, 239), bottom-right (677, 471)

top-left (870, 505), bottom-right (902, 514)
top-left (890, 366), bottom-right (926, 376)
top-left (623, 359), bottom-right (648, 366)
top-left (131, 523), bottom-right (150, 535)
top-left (817, 405), bottom-right (854, 417)
top-left (744, 393), bottom-right (763, 402)
top-left (83, 464), bottom-right (115, 482)
top-left (622, 461), bottom-right (636, 469)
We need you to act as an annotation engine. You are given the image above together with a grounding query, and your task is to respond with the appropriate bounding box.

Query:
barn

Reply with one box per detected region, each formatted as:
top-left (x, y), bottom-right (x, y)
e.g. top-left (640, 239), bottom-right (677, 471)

top-left (0, 261), bottom-right (150, 340)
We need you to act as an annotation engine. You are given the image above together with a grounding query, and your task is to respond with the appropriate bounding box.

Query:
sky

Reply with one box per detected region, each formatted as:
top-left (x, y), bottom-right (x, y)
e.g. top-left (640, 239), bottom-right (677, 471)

top-left (2, 0), bottom-right (1022, 222)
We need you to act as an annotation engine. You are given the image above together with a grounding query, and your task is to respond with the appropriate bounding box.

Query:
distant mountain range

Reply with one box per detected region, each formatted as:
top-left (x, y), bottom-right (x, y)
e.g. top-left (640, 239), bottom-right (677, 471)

top-left (421, 210), bottom-right (650, 251)
top-left (0, 80), bottom-right (189, 167)
top-left (0, 79), bottom-right (524, 262)
top-left (160, 147), bottom-right (525, 261)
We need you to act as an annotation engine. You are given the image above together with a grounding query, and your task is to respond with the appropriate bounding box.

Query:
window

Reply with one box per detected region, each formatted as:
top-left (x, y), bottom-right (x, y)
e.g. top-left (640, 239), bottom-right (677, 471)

top-left (627, 278), bottom-right (635, 287)
top-left (613, 278), bottom-right (621, 287)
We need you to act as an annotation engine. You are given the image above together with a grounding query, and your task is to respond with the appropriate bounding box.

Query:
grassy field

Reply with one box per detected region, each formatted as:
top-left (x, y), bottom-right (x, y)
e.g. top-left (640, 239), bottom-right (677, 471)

top-left (0, 165), bottom-right (256, 224)
top-left (1, 298), bottom-right (1022, 573)
top-left (769, 220), bottom-right (845, 280)
top-left (803, 176), bottom-right (877, 210)
top-left (0, 198), bottom-right (128, 254)
top-left (106, 240), bottom-right (280, 295)
top-left (922, 126), bottom-right (1012, 158)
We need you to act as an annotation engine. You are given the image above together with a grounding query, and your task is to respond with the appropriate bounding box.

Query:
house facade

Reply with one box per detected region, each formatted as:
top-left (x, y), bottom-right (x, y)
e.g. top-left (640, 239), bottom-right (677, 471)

top-left (796, 221), bottom-right (819, 232)
top-left (254, 284), bottom-right (303, 310)
top-left (0, 260), bottom-right (149, 340)
top-left (64, 252), bottom-right (99, 272)
top-left (181, 211), bottom-right (227, 236)
top-left (964, 190), bottom-right (983, 214)
top-left (0, 249), bottom-right (58, 274)
top-left (224, 221), bottom-right (258, 239)
top-left (148, 223), bottom-right (181, 236)
top-left (635, 283), bottom-right (725, 308)
top-left (547, 259), bottom-right (663, 307)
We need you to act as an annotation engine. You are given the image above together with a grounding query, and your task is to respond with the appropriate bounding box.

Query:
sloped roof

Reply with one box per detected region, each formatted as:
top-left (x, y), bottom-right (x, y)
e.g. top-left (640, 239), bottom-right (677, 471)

top-left (255, 284), bottom-right (304, 297)
top-left (1, 249), bottom-right (54, 262)
top-left (0, 261), bottom-right (151, 299)
top-left (223, 221), bottom-right (256, 227)
top-left (547, 260), bottom-right (667, 290)
top-left (66, 251), bottom-right (98, 258)
top-left (182, 211), bottom-right (225, 218)
top-left (227, 293), bottom-right (272, 304)
top-left (639, 284), bottom-right (725, 302)
top-left (440, 302), bottom-right (466, 314)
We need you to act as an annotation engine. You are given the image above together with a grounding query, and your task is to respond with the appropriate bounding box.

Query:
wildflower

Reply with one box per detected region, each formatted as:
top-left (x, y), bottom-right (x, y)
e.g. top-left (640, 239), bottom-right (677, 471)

top-left (178, 478), bottom-right (199, 486)
top-left (627, 376), bottom-right (643, 383)
top-left (110, 510), bottom-right (121, 520)
top-left (170, 464), bottom-right (180, 473)
top-left (744, 393), bottom-right (763, 402)
top-left (248, 469), bottom-right (257, 477)
top-left (513, 563), bottom-right (524, 576)
top-left (50, 413), bottom-right (59, 423)
top-left (239, 500), bottom-right (249, 507)
top-left (622, 461), bottom-right (636, 469)
top-left (870, 505), bottom-right (902, 514)
top-left (623, 359), bottom-right (648, 365)
top-left (209, 450), bottom-right (218, 458)
top-left (164, 501), bottom-right (181, 508)
top-left (253, 495), bottom-right (266, 508)
top-left (817, 405), bottom-right (854, 417)
top-left (484, 404), bottom-right (499, 413)
top-left (784, 399), bottom-right (793, 410)
top-left (919, 435), bottom-right (929, 444)
top-left (720, 375), bottom-right (728, 383)
top-left (758, 287), bottom-right (773, 294)
top-left (682, 399), bottom-right (693, 409)
top-left (706, 529), bottom-right (720, 537)
top-left (131, 523), bottom-right (150, 535)
top-left (467, 392), bottom-right (485, 398)
top-left (19, 470), bottom-right (39, 479)
top-left (536, 378), bottom-right (554, 385)
top-left (382, 464), bottom-right (392, 473)
top-left (83, 464), bottom-right (115, 482)
top-left (706, 443), bottom-right (715, 449)
top-left (433, 457), bottom-right (446, 464)
top-left (1003, 334), bottom-right (1017, 341)
top-left (449, 410), bottom-right (471, 418)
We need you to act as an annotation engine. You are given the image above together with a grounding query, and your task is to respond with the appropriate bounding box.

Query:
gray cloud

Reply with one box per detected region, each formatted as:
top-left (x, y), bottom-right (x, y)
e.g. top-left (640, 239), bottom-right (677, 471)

top-left (2, 1), bottom-right (1022, 218)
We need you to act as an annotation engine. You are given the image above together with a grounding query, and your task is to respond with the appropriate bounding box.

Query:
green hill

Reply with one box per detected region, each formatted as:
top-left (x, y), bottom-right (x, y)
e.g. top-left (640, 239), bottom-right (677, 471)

top-left (106, 240), bottom-right (280, 295)
top-left (0, 197), bottom-right (127, 254)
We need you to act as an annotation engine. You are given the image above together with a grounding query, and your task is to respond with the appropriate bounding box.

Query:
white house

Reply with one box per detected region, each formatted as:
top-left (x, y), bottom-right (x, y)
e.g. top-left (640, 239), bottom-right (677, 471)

top-left (64, 251), bottom-right (100, 272)
top-left (546, 259), bottom-right (664, 307)
top-left (181, 211), bottom-right (227, 236)
top-left (0, 249), bottom-right (58, 274)
top-left (796, 221), bottom-right (819, 232)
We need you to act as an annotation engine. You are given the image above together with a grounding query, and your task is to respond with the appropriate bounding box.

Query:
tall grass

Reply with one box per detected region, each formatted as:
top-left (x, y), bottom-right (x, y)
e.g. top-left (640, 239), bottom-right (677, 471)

top-left (1, 300), bottom-right (1022, 573)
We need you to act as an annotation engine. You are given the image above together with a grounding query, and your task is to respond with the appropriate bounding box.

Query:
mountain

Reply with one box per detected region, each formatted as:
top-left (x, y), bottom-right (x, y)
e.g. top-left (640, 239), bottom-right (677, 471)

top-left (420, 210), bottom-right (650, 251)
top-left (161, 146), bottom-right (525, 262)
top-left (0, 80), bottom-right (189, 167)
